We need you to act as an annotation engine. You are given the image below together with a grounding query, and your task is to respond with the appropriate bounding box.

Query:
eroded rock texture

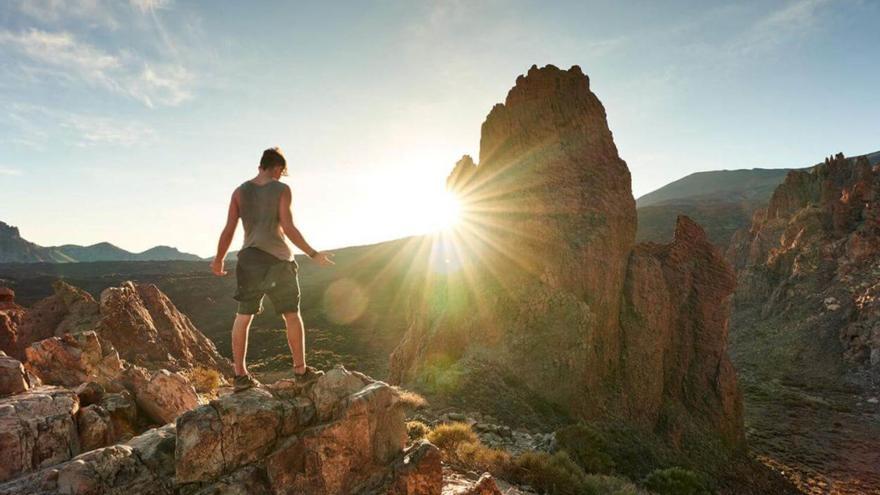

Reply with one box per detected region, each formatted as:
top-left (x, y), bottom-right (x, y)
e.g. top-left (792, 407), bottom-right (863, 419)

top-left (0, 366), bottom-right (437, 495)
top-left (0, 280), bottom-right (231, 375)
top-left (728, 152), bottom-right (880, 376)
top-left (390, 64), bottom-right (743, 447)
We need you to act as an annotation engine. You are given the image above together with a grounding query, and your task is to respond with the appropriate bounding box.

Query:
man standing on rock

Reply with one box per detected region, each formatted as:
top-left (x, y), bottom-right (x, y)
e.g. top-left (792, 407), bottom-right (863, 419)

top-left (211, 147), bottom-right (334, 391)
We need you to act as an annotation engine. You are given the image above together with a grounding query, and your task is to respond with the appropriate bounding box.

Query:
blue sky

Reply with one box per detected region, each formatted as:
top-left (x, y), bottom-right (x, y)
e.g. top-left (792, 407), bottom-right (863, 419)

top-left (1, 0), bottom-right (878, 256)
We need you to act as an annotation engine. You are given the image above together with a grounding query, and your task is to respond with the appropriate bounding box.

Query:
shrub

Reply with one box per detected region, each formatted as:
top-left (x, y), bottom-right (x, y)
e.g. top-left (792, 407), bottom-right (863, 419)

top-left (407, 420), bottom-right (430, 442)
top-left (509, 450), bottom-right (592, 495)
top-left (186, 366), bottom-right (223, 395)
top-left (582, 475), bottom-right (644, 495)
top-left (427, 422), bottom-right (478, 451)
top-left (455, 440), bottom-right (511, 475)
top-left (643, 467), bottom-right (712, 495)
top-left (556, 423), bottom-right (616, 474)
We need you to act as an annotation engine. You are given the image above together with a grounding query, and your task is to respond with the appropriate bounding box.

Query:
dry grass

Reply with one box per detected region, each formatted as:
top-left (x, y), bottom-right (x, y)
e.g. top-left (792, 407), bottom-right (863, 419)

top-left (392, 386), bottom-right (428, 409)
top-left (427, 421), bottom-right (479, 451)
top-left (407, 420), bottom-right (431, 442)
top-left (185, 366), bottom-right (224, 396)
top-left (455, 440), bottom-right (512, 474)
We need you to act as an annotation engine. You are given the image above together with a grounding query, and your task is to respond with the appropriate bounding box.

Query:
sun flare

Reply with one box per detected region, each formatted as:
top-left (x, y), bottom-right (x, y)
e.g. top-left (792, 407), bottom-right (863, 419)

top-left (428, 191), bottom-right (462, 232)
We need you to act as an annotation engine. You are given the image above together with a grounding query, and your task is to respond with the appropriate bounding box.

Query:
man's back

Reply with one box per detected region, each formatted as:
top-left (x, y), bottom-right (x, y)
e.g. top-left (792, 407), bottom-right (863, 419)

top-left (238, 180), bottom-right (292, 261)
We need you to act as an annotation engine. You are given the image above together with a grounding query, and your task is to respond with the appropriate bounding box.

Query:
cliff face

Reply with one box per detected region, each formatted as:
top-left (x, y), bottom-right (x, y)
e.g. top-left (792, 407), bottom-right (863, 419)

top-left (391, 65), bottom-right (743, 447)
top-left (728, 152), bottom-right (880, 375)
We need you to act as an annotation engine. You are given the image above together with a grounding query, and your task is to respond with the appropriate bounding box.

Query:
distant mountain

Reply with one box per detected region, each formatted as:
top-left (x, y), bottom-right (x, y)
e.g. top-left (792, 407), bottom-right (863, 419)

top-left (637, 168), bottom-right (793, 208)
top-left (0, 221), bottom-right (201, 263)
top-left (636, 168), bottom-right (793, 247)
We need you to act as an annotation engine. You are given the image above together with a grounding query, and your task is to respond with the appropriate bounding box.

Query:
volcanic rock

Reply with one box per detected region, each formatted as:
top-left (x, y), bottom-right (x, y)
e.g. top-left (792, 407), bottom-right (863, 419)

top-left (24, 331), bottom-right (124, 388)
top-left (728, 152), bottom-right (880, 373)
top-left (0, 386), bottom-right (80, 482)
top-left (98, 281), bottom-right (232, 374)
top-left (390, 64), bottom-right (744, 446)
top-left (123, 366), bottom-right (200, 425)
top-left (0, 351), bottom-right (30, 396)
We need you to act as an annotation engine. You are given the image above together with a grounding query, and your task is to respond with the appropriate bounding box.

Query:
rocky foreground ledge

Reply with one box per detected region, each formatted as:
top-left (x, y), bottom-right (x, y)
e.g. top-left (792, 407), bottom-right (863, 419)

top-left (0, 282), bottom-right (472, 495)
top-left (0, 366), bottom-right (443, 495)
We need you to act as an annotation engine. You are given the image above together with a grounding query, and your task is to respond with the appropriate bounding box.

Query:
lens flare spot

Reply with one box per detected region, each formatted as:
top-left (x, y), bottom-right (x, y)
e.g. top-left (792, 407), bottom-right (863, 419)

top-left (322, 278), bottom-right (368, 325)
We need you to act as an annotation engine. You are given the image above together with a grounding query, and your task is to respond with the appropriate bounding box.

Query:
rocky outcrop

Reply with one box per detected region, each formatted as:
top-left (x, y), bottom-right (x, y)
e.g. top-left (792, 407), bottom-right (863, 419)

top-left (619, 216), bottom-right (742, 445)
top-left (0, 281), bottom-right (231, 485)
top-left (0, 366), bottom-right (440, 495)
top-left (728, 152), bottom-right (880, 375)
top-left (10, 281), bottom-right (101, 359)
top-left (390, 65), bottom-right (743, 447)
top-left (97, 282), bottom-right (232, 373)
top-left (1, 280), bottom-right (231, 375)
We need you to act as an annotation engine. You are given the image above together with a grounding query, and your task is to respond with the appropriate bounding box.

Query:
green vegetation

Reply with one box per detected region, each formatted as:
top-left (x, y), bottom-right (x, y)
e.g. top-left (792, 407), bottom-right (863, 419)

top-left (555, 423), bottom-right (616, 474)
top-left (426, 422), bottom-right (645, 495)
top-left (643, 467), bottom-right (712, 495)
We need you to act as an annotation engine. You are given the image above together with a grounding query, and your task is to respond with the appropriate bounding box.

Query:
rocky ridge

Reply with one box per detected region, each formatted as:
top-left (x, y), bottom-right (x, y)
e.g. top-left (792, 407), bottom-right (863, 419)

top-left (0, 282), bottom-right (486, 494)
top-left (390, 65), bottom-right (743, 451)
top-left (725, 152), bottom-right (880, 493)
top-left (728, 152), bottom-right (880, 376)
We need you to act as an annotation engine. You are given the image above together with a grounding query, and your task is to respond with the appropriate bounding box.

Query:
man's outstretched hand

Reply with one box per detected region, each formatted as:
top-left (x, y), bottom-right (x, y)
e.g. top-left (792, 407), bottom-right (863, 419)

top-left (312, 252), bottom-right (335, 267)
top-left (211, 257), bottom-right (227, 276)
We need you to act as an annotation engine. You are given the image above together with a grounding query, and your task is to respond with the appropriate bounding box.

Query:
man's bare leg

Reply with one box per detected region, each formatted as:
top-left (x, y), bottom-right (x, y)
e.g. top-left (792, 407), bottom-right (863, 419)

top-left (232, 313), bottom-right (254, 376)
top-left (282, 311), bottom-right (306, 373)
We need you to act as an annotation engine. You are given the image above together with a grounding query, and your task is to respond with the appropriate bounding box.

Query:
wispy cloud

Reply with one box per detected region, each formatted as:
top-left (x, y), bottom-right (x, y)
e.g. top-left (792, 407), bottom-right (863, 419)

top-left (3, 103), bottom-right (157, 149)
top-left (129, 0), bottom-right (172, 14)
top-left (62, 114), bottom-right (156, 147)
top-left (732, 0), bottom-right (833, 56)
top-left (0, 28), bottom-right (192, 107)
top-left (0, 167), bottom-right (23, 176)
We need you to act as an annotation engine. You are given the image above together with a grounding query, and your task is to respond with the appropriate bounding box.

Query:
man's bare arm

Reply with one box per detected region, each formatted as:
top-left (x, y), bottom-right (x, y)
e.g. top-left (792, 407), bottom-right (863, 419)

top-left (211, 188), bottom-right (240, 275)
top-left (278, 186), bottom-right (334, 266)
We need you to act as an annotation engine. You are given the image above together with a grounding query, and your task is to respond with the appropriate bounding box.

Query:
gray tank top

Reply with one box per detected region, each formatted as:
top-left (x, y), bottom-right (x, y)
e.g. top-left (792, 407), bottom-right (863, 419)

top-left (238, 180), bottom-right (292, 261)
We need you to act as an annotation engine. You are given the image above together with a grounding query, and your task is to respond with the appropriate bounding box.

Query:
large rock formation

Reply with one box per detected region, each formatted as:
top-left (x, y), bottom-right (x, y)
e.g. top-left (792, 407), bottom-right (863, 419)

top-left (390, 65), bottom-right (743, 447)
top-left (728, 152), bottom-right (880, 378)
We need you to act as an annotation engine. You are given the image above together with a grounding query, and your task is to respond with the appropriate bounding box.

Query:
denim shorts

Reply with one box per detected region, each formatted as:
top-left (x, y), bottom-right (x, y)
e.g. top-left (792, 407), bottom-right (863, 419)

top-left (233, 247), bottom-right (300, 315)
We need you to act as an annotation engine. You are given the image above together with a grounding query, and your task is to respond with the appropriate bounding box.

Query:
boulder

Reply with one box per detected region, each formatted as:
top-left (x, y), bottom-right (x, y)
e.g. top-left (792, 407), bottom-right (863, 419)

top-left (0, 424), bottom-right (177, 495)
top-left (24, 331), bottom-right (123, 388)
top-left (386, 440), bottom-right (443, 495)
top-left (175, 387), bottom-right (285, 483)
top-left (462, 473), bottom-right (503, 495)
top-left (265, 381), bottom-right (406, 494)
top-left (124, 366), bottom-right (200, 425)
top-left (0, 386), bottom-right (80, 482)
top-left (76, 391), bottom-right (139, 452)
top-left (309, 365), bottom-right (372, 421)
top-left (98, 281), bottom-right (232, 374)
top-left (0, 351), bottom-right (29, 396)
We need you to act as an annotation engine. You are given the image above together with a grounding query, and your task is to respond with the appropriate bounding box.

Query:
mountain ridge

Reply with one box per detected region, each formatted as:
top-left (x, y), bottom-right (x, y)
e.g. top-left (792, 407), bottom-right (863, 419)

top-left (0, 221), bottom-right (201, 263)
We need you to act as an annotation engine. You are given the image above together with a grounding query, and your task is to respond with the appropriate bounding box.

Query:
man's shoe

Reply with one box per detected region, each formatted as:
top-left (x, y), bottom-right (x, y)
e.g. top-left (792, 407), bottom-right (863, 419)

top-left (293, 365), bottom-right (323, 383)
top-left (233, 374), bottom-right (261, 392)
